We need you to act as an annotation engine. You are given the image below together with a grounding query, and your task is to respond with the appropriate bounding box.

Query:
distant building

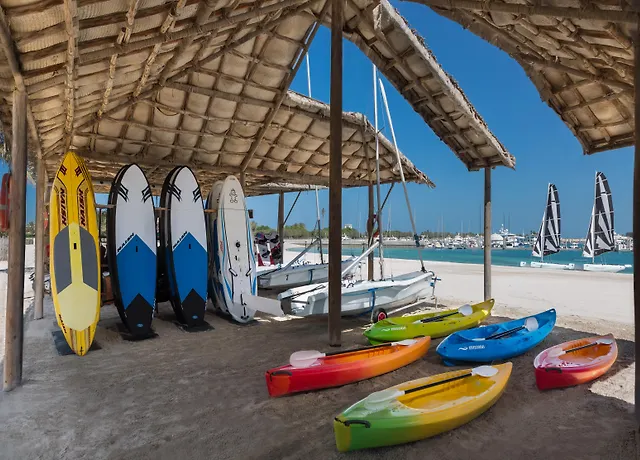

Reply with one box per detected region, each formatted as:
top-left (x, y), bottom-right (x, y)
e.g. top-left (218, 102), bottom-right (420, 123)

top-left (344, 224), bottom-right (353, 229)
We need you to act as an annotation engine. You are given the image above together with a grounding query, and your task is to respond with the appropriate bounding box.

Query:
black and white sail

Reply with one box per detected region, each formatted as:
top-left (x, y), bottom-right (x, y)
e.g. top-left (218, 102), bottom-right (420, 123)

top-left (532, 183), bottom-right (561, 259)
top-left (583, 172), bottom-right (615, 260)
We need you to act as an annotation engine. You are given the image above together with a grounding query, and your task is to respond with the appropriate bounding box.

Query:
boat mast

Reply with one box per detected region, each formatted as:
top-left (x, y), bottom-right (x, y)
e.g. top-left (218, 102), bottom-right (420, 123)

top-left (378, 77), bottom-right (426, 272)
top-left (306, 53), bottom-right (324, 265)
top-left (373, 65), bottom-right (385, 279)
top-left (315, 186), bottom-right (323, 264)
top-left (592, 172), bottom-right (596, 264)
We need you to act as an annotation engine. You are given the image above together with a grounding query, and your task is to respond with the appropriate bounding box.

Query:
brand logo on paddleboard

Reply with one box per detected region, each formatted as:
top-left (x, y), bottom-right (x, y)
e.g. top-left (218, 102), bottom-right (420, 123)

top-left (116, 232), bottom-right (135, 255)
top-left (192, 188), bottom-right (201, 203)
top-left (173, 230), bottom-right (187, 250)
top-left (78, 191), bottom-right (87, 228)
top-left (117, 183), bottom-right (129, 202)
top-left (230, 189), bottom-right (238, 203)
top-left (382, 326), bottom-right (407, 332)
top-left (459, 345), bottom-right (485, 351)
top-left (141, 185), bottom-right (152, 203)
top-left (167, 183), bottom-right (181, 202)
top-left (59, 187), bottom-right (68, 226)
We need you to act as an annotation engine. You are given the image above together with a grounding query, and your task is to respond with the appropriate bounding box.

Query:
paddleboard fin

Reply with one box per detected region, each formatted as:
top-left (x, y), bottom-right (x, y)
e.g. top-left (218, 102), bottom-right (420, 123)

top-left (242, 294), bottom-right (285, 317)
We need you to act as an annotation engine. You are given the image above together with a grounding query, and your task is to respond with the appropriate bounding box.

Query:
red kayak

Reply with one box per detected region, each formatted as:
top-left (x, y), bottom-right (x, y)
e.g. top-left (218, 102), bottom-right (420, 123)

top-left (265, 337), bottom-right (430, 397)
top-left (533, 334), bottom-right (617, 390)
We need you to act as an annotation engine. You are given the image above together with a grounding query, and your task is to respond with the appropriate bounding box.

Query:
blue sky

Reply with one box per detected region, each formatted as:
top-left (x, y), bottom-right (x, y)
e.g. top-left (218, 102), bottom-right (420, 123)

top-left (7, 2), bottom-right (633, 238)
top-left (249, 2), bottom-right (633, 238)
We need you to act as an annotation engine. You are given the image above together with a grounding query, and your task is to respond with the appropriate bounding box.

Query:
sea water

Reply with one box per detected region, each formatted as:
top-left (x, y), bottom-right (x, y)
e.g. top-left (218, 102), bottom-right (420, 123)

top-left (292, 246), bottom-right (634, 274)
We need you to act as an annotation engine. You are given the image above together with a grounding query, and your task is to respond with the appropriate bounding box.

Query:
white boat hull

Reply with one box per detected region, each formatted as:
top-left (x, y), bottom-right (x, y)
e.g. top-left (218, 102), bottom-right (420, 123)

top-left (527, 261), bottom-right (575, 270)
top-left (258, 259), bottom-right (356, 289)
top-left (583, 263), bottom-right (629, 273)
top-left (278, 271), bottom-right (434, 318)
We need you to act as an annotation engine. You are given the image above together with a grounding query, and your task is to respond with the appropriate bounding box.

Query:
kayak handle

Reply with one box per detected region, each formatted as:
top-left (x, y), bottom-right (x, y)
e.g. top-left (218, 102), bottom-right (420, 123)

top-left (544, 367), bottom-right (563, 373)
top-left (269, 370), bottom-right (292, 379)
top-left (334, 418), bottom-right (371, 429)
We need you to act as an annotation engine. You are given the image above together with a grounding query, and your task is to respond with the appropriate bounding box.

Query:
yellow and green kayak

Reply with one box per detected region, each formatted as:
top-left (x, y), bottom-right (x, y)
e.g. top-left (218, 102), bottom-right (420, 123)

top-left (363, 299), bottom-right (494, 344)
top-left (333, 362), bottom-right (512, 452)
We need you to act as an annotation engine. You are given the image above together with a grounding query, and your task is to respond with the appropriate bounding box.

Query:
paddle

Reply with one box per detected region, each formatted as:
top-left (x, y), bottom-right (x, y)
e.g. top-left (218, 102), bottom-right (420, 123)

top-left (548, 337), bottom-right (614, 358)
top-left (418, 304), bottom-right (473, 324)
top-left (363, 365), bottom-right (498, 409)
top-left (289, 339), bottom-right (418, 368)
top-left (473, 317), bottom-right (539, 341)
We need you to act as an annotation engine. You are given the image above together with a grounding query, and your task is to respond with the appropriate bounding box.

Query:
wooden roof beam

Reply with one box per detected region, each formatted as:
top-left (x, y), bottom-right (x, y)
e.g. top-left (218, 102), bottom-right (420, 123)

top-left (0, 8), bottom-right (43, 158)
top-left (74, 149), bottom-right (374, 188)
top-left (413, 0), bottom-right (639, 24)
top-left (78, 0), bottom-right (309, 65)
top-left (240, 2), bottom-right (328, 171)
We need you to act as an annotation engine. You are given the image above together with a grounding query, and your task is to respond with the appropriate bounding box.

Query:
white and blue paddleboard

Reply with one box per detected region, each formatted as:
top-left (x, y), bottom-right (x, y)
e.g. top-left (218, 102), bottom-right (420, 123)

top-left (205, 181), bottom-right (226, 313)
top-left (214, 176), bottom-right (283, 323)
top-left (160, 166), bottom-right (207, 327)
top-left (107, 164), bottom-right (157, 336)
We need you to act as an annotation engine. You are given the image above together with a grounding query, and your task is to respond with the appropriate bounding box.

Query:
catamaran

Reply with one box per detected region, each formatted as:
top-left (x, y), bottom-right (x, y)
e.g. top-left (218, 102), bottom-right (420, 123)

top-left (582, 172), bottom-right (631, 273)
top-left (278, 65), bottom-right (438, 322)
top-left (521, 183), bottom-right (574, 270)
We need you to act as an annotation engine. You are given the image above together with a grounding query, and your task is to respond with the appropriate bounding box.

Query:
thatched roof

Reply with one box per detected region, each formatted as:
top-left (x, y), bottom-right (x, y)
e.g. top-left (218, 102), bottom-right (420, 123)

top-left (0, 0), bottom-right (514, 193)
top-left (412, 0), bottom-right (636, 155)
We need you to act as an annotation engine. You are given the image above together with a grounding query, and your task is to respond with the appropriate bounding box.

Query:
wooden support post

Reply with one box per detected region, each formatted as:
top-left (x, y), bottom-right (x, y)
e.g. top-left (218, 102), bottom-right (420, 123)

top-left (328, 0), bottom-right (343, 347)
top-left (277, 191), bottom-right (285, 264)
top-left (367, 182), bottom-right (374, 281)
top-left (239, 172), bottom-right (246, 191)
top-left (34, 157), bottom-right (46, 320)
top-left (633, 19), bottom-right (640, 425)
top-left (3, 90), bottom-right (27, 391)
top-left (483, 167), bottom-right (492, 300)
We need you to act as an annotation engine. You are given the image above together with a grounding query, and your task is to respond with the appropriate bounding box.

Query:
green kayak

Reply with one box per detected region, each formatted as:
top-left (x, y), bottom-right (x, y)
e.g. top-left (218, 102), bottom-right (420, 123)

top-left (363, 299), bottom-right (494, 344)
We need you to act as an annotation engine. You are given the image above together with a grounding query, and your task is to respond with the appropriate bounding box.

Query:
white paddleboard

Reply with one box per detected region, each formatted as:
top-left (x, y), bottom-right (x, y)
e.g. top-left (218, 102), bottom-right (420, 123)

top-left (214, 176), bottom-right (283, 322)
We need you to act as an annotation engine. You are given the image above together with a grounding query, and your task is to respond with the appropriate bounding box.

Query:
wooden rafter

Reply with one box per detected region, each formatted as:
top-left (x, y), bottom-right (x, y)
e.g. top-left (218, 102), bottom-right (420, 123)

top-left (0, 8), bottom-right (43, 158)
top-left (240, 1), bottom-right (329, 171)
top-left (63, 0), bottom-right (78, 152)
top-left (417, 0), bottom-right (639, 24)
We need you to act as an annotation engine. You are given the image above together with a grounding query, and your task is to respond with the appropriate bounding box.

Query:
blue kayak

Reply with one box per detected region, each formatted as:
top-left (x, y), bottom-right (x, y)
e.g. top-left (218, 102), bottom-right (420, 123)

top-left (436, 308), bottom-right (556, 366)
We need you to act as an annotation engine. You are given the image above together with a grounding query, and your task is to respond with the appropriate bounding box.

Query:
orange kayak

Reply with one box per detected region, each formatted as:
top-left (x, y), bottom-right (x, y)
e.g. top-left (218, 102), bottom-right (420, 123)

top-left (265, 337), bottom-right (430, 397)
top-left (533, 334), bottom-right (617, 390)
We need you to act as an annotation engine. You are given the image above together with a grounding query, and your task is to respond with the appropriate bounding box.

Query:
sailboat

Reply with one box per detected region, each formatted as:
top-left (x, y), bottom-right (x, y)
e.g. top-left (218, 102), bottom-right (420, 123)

top-left (257, 188), bottom-right (355, 289)
top-left (521, 183), bottom-right (574, 270)
top-left (582, 172), bottom-right (631, 273)
top-left (277, 65), bottom-right (438, 321)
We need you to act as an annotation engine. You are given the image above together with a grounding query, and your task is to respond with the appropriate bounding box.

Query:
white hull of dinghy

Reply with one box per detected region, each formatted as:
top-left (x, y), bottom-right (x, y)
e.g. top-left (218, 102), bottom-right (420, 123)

top-left (278, 271), bottom-right (435, 318)
top-left (583, 263), bottom-right (630, 273)
top-left (258, 259), bottom-right (356, 289)
top-left (529, 261), bottom-right (575, 270)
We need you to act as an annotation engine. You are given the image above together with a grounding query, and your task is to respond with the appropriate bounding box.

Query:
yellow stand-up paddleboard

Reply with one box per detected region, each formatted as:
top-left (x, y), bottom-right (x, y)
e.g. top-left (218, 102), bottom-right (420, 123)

top-left (50, 152), bottom-right (101, 356)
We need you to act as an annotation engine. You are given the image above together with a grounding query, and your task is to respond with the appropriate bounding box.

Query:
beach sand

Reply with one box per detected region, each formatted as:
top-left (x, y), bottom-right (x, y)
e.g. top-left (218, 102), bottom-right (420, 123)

top-left (0, 244), bottom-right (636, 459)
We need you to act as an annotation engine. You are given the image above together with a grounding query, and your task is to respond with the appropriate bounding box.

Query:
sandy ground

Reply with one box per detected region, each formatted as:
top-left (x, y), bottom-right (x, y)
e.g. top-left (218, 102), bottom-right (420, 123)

top-left (0, 244), bottom-right (637, 459)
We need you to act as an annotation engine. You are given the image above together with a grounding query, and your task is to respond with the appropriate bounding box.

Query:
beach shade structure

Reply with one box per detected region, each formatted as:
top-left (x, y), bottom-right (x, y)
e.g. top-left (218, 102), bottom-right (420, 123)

top-left (363, 299), bottom-right (494, 344)
top-left (436, 309), bottom-right (556, 365)
top-left (0, 0), bottom-right (520, 389)
top-left (265, 337), bottom-right (430, 397)
top-left (534, 334), bottom-right (618, 390)
top-left (333, 363), bottom-right (512, 452)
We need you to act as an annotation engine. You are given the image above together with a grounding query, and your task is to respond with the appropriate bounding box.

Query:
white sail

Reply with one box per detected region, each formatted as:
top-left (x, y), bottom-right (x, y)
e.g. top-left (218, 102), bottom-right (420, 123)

top-left (583, 172), bottom-right (615, 259)
top-left (532, 183), bottom-right (561, 259)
